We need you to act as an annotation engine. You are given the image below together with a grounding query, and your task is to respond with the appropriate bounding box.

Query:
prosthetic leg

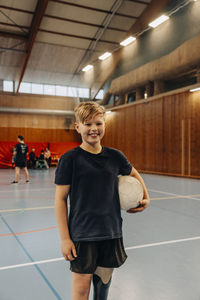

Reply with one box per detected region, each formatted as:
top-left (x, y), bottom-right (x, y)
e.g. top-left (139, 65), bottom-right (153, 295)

top-left (93, 267), bottom-right (113, 300)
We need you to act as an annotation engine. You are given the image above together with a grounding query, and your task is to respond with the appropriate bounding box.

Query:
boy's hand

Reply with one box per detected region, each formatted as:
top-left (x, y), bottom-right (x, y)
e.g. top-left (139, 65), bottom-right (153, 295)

top-left (61, 239), bottom-right (77, 261)
top-left (127, 198), bottom-right (150, 213)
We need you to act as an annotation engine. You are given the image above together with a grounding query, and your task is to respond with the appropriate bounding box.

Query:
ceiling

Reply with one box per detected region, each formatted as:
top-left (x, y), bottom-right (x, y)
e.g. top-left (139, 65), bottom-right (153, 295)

top-left (0, 0), bottom-right (168, 93)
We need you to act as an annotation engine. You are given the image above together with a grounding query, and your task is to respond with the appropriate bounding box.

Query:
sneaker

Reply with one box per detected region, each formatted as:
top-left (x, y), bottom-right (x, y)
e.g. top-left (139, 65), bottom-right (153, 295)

top-left (11, 181), bottom-right (18, 184)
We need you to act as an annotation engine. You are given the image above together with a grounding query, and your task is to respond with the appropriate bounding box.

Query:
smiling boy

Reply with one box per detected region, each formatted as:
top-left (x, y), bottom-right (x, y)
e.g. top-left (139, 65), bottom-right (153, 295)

top-left (55, 102), bottom-right (150, 300)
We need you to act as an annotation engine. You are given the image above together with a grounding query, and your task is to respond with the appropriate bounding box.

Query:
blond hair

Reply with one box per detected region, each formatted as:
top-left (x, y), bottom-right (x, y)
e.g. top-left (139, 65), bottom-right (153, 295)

top-left (74, 101), bottom-right (105, 123)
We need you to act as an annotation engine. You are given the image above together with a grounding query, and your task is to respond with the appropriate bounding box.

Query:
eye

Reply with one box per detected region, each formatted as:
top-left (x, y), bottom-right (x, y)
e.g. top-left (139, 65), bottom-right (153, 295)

top-left (85, 123), bottom-right (91, 127)
top-left (97, 122), bottom-right (103, 126)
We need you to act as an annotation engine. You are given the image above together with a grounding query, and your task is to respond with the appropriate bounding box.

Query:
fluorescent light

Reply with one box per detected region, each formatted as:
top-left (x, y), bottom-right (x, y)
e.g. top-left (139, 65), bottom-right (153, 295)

top-left (82, 65), bottom-right (93, 72)
top-left (98, 52), bottom-right (111, 61)
top-left (189, 87), bottom-right (200, 92)
top-left (106, 110), bottom-right (112, 114)
top-left (120, 36), bottom-right (136, 47)
top-left (149, 15), bottom-right (169, 28)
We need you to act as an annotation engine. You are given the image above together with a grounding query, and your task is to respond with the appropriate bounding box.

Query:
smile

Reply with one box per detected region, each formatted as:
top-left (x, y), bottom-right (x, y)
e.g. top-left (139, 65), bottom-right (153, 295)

top-left (89, 133), bottom-right (99, 136)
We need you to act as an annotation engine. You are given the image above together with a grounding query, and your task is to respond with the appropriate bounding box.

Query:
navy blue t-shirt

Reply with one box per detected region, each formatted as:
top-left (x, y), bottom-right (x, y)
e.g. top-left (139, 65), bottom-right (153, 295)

top-left (14, 143), bottom-right (28, 163)
top-left (55, 146), bottom-right (132, 242)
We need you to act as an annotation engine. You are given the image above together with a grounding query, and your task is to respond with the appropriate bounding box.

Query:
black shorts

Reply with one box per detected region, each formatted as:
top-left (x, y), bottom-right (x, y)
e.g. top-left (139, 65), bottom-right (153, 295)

top-left (70, 238), bottom-right (127, 274)
top-left (15, 161), bottom-right (27, 168)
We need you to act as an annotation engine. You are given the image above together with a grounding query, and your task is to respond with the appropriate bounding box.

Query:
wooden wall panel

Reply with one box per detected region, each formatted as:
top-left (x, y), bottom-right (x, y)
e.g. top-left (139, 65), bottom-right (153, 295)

top-left (0, 113), bottom-right (74, 129)
top-left (0, 93), bottom-right (78, 110)
top-left (0, 92), bottom-right (81, 144)
top-left (0, 127), bottom-right (81, 143)
top-left (103, 90), bottom-right (200, 178)
top-left (190, 92), bottom-right (200, 176)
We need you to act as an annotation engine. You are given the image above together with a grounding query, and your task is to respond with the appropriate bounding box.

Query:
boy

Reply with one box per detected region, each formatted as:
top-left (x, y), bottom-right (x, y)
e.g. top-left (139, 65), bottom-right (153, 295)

top-left (11, 135), bottom-right (29, 183)
top-left (55, 102), bottom-right (150, 300)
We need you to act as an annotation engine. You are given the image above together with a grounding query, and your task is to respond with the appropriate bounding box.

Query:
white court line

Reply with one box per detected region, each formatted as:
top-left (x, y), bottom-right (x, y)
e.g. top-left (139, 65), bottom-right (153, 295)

top-left (0, 258), bottom-right (64, 271)
top-left (149, 189), bottom-right (200, 201)
top-left (0, 206), bottom-right (54, 213)
top-left (125, 236), bottom-right (200, 250)
top-left (0, 188), bottom-right (55, 193)
top-left (0, 236), bottom-right (200, 271)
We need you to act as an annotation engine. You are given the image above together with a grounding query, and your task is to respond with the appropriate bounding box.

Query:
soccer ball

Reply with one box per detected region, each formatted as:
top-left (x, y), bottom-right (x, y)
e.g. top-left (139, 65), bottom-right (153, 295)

top-left (118, 176), bottom-right (143, 210)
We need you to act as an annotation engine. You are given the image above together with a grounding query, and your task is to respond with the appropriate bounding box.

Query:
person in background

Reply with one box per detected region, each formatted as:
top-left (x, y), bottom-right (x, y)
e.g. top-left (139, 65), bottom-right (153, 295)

top-left (38, 150), bottom-right (49, 169)
top-left (28, 148), bottom-right (37, 169)
top-left (11, 135), bottom-right (29, 183)
top-left (44, 147), bottom-right (51, 167)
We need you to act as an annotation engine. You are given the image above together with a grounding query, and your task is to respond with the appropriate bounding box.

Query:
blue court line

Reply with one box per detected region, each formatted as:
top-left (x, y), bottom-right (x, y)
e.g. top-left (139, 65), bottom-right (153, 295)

top-left (0, 214), bottom-right (62, 300)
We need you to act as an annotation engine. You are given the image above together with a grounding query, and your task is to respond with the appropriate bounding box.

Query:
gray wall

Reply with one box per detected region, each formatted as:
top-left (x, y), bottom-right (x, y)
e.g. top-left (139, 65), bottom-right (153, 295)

top-left (104, 0), bottom-right (200, 91)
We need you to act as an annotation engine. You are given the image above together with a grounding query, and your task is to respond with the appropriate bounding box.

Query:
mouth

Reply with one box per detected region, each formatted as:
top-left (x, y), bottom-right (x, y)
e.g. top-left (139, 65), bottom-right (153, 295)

top-left (88, 133), bottom-right (99, 137)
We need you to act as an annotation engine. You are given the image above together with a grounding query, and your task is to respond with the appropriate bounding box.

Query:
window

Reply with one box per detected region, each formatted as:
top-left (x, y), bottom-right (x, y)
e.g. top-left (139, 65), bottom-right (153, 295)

top-left (44, 84), bottom-right (56, 95)
top-left (67, 87), bottom-right (78, 97)
top-left (19, 82), bottom-right (31, 93)
top-left (56, 85), bottom-right (67, 96)
top-left (78, 88), bottom-right (89, 98)
top-left (3, 80), bottom-right (90, 98)
top-left (31, 83), bottom-right (43, 94)
top-left (3, 80), bottom-right (13, 92)
top-left (95, 89), bottom-right (104, 99)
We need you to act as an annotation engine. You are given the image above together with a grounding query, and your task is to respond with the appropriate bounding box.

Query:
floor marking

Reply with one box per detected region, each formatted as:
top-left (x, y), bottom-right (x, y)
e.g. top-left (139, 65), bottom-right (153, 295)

top-left (0, 206), bottom-right (54, 213)
top-left (125, 236), bottom-right (200, 250)
top-left (0, 226), bottom-right (57, 237)
top-left (1, 192), bottom-right (200, 214)
top-left (0, 188), bottom-right (55, 193)
top-left (1, 236), bottom-right (200, 271)
top-left (149, 189), bottom-right (200, 201)
top-left (150, 194), bottom-right (200, 201)
top-left (2, 209), bottom-right (25, 218)
top-left (0, 214), bottom-right (62, 300)
top-left (0, 258), bottom-right (64, 271)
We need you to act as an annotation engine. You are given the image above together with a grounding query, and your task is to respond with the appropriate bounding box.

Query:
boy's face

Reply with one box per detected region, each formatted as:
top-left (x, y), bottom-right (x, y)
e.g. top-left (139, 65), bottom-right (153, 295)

top-left (75, 114), bottom-right (105, 147)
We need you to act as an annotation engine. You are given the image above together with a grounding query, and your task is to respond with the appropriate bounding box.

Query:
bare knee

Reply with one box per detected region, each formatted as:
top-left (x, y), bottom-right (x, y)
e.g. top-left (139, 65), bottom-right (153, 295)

top-left (15, 167), bottom-right (20, 175)
top-left (72, 273), bottom-right (92, 299)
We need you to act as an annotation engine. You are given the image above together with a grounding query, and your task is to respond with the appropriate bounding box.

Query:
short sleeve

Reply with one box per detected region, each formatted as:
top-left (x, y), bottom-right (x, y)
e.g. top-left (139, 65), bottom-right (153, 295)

top-left (55, 154), bottom-right (73, 185)
top-left (117, 150), bottom-right (132, 175)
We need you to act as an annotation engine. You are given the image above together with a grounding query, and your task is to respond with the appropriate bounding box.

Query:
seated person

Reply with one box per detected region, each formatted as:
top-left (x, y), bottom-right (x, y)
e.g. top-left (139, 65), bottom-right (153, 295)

top-left (44, 147), bottom-right (51, 167)
top-left (38, 150), bottom-right (49, 169)
top-left (28, 148), bottom-right (37, 169)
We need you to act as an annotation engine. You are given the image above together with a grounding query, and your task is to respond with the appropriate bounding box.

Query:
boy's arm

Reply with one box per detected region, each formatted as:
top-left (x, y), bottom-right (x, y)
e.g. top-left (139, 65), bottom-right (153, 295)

top-left (55, 185), bottom-right (77, 261)
top-left (128, 166), bottom-right (150, 213)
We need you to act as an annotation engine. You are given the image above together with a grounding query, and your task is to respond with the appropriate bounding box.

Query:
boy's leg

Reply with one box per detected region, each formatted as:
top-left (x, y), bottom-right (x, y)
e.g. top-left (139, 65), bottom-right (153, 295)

top-left (93, 267), bottom-right (113, 300)
top-left (72, 272), bottom-right (92, 300)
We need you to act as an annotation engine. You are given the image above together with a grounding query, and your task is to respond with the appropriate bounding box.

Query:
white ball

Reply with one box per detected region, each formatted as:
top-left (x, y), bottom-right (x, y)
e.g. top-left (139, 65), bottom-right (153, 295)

top-left (118, 176), bottom-right (143, 210)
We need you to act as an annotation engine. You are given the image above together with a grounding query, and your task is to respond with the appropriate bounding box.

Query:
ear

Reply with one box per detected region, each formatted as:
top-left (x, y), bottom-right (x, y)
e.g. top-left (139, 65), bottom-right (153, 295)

top-left (74, 122), bottom-right (80, 134)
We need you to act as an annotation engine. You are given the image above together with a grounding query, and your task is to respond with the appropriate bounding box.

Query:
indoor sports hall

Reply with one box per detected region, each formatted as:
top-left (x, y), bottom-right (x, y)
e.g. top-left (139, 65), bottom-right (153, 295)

top-left (0, 1), bottom-right (200, 300)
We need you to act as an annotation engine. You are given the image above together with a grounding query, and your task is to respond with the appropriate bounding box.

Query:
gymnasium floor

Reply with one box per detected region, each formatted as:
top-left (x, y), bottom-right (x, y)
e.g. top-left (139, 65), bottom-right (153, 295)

top-left (0, 168), bottom-right (200, 300)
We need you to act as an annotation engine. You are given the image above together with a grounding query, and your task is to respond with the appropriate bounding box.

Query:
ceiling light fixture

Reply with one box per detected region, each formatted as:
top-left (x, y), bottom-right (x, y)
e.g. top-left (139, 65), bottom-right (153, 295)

top-left (120, 36), bottom-right (136, 47)
top-left (149, 15), bottom-right (169, 28)
top-left (82, 65), bottom-right (93, 72)
top-left (106, 110), bottom-right (112, 114)
top-left (189, 87), bottom-right (200, 92)
top-left (99, 52), bottom-right (111, 61)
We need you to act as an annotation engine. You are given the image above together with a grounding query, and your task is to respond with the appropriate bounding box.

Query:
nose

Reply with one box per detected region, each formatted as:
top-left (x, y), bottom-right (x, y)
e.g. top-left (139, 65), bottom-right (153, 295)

top-left (91, 124), bottom-right (97, 131)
